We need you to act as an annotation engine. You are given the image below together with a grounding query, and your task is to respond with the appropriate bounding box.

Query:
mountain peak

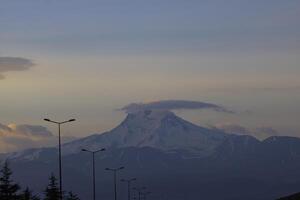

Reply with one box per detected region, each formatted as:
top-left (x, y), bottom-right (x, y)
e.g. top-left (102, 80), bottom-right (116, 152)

top-left (62, 109), bottom-right (226, 156)
top-left (119, 109), bottom-right (176, 129)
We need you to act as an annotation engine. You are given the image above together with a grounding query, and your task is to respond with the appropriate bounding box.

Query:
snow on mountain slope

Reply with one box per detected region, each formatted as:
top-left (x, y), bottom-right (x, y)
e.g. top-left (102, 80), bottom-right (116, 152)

top-left (62, 109), bottom-right (226, 156)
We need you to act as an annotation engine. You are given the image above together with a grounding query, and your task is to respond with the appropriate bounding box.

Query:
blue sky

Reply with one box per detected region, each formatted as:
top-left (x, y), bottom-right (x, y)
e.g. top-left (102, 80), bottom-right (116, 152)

top-left (0, 0), bottom-right (300, 152)
top-left (2, 0), bottom-right (300, 55)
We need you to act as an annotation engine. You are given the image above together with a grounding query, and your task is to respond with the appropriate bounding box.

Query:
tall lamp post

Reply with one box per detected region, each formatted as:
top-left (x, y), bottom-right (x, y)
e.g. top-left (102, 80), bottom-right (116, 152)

top-left (121, 178), bottom-right (137, 200)
top-left (105, 167), bottom-right (125, 200)
top-left (82, 148), bottom-right (106, 200)
top-left (44, 118), bottom-right (75, 199)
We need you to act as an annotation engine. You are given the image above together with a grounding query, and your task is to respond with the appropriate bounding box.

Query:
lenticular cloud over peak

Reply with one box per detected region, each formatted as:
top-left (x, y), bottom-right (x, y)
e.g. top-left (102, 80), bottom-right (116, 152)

top-left (121, 100), bottom-right (232, 113)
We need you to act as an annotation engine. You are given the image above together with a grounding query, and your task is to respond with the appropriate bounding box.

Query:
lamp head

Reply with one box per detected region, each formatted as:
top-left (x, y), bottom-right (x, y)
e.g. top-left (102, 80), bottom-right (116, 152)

top-left (44, 118), bottom-right (51, 122)
top-left (69, 119), bottom-right (76, 122)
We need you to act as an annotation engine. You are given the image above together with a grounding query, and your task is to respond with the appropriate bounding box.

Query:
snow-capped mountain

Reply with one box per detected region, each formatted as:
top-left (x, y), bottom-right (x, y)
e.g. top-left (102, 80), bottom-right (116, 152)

top-left (3, 110), bottom-right (300, 199)
top-left (62, 109), bottom-right (226, 156)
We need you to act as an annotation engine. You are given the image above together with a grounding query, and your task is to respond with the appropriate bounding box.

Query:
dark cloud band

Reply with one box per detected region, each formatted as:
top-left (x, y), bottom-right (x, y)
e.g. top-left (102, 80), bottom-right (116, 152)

top-left (0, 57), bottom-right (34, 79)
top-left (0, 123), bottom-right (76, 153)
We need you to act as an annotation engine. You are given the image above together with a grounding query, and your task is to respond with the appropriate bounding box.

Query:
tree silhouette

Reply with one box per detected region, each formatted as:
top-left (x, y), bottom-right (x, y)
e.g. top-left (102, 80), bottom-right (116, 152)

top-left (0, 161), bottom-right (21, 200)
top-left (65, 192), bottom-right (80, 200)
top-left (0, 162), bottom-right (80, 200)
top-left (44, 174), bottom-right (60, 200)
top-left (20, 187), bottom-right (40, 200)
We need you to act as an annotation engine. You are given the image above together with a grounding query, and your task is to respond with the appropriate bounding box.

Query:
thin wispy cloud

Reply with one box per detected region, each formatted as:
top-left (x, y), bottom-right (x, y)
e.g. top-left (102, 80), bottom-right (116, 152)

top-left (0, 57), bottom-right (35, 79)
top-left (121, 100), bottom-right (233, 113)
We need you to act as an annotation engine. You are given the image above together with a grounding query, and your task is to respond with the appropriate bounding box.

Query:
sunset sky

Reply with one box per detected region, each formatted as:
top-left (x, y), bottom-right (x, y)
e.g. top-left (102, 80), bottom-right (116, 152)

top-left (1, 0), bottom-right (300, 152)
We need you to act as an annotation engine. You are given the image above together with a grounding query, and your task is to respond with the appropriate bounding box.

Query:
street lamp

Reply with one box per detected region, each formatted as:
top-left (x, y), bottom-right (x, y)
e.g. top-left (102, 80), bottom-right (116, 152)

top-left (82, 148), bottom-right (106, 200)
top-left (44, 118), bottom-right (75, 199)
top-left (141, 191), bottom-right (151, 200)
top-left (133, 187), bottom-right (147, 200)
top-left (105, 167), bottom-right (125, 200)
top-left (121, 178), bottom-right (137, 200)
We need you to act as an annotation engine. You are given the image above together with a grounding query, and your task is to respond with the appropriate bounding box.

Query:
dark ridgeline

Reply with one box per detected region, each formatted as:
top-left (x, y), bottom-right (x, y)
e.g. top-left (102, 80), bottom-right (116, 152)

top-left (278, 192), bottom-right (300, 200)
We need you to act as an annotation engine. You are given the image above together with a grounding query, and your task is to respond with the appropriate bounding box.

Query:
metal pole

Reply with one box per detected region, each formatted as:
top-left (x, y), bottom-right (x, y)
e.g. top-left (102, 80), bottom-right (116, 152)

top-left (58, 123), bottom-right (62, 200)
top-left (114, 170), bottom-right (117, 200)
top-left (138, 190), bottom-right (141, 200)
top-left (105, 167), bottom-right (124, 200)
top-left (128, 181), bottom-right (131, 200)
top-left (82, 148), bottom-right (105, 200)
top-left (133, 187), bottom-right (146, 200)
top-left (44, 118), bottom-right (75, 200)
top-left (93, 152), bottom-right (96, 200)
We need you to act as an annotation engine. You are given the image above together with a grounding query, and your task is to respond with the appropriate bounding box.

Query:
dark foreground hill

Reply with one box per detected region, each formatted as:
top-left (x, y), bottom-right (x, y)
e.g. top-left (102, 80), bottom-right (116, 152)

top-left (278, 192), bottom-right (300, 200)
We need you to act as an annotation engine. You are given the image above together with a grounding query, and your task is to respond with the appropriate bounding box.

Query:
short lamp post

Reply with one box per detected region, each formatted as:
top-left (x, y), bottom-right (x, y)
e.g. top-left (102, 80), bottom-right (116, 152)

top-left (133, 187), bottom-right (147, 200)
top-left (121, 178), bottom-right (137, 200)
top-left (105, 167), bottom-right (125, 200)
top-left (82, 148), bottom-right (106, 200)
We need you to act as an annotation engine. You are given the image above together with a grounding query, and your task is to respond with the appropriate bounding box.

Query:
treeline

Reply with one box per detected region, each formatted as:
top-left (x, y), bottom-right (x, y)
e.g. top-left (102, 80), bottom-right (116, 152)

top-left (0, 161), bottom-right (80, 200)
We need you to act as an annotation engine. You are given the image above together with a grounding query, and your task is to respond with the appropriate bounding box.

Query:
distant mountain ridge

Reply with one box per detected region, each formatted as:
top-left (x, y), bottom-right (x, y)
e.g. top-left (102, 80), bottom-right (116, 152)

top-left (2, 110), bottom-right (300, 199)
top-left (2, 110), bottom-right (298, 162)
